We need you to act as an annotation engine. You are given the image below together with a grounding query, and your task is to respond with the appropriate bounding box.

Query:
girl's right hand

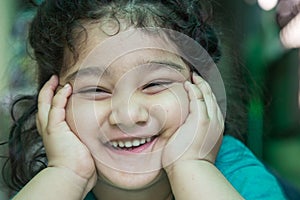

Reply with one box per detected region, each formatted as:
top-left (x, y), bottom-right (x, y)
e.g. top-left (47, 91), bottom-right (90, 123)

top-left (36, 75), bottom-right (97, 196)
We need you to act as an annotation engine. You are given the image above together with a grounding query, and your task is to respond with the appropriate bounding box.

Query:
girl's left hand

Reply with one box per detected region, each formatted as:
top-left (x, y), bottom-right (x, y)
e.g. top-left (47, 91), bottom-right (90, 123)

top-left (162, 73), bottom-right (224, 171)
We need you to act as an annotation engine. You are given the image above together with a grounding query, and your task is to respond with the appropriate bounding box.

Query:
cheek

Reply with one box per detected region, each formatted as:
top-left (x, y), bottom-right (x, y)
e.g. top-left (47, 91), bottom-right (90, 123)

top-left (65, 98), bottom-right (92, 137)
top-left (168, 88), bottom-right (189, 125)
top-left (151, 85), bottom-right (189, 132)
top-left (65, 97), bottom-right (107, 139)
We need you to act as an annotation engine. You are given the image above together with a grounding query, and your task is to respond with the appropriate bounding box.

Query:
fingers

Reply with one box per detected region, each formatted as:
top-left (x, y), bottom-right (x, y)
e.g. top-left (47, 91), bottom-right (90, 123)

top-left (184, 73), bottom-right (224, 134)
top-left (48, 83), bottom-right (72, 128)
top-left (192, 73), bottom-right (217, 120)
top-left (37, 75), bottom-right (59, 134)
top-left (185, 73), bottom-right (220, 121)
top-left (37, 75), bottom-right (72, 135)
top-left (184, 81), bottom-right (208, 122)
top-left (187, 73), bottom-right (224, 159)
top-left (213, 93), bottom-right (225, 128)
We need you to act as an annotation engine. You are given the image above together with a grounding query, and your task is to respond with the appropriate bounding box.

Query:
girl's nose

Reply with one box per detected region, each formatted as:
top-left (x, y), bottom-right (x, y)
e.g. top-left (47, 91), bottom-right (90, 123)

top-left (108, 94), bottom-right (149, 128)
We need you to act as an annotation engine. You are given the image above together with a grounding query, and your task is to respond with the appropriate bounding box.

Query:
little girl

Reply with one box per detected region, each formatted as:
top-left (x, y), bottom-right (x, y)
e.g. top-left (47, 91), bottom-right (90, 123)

top-left (3, 0), bottom-right (287, 199)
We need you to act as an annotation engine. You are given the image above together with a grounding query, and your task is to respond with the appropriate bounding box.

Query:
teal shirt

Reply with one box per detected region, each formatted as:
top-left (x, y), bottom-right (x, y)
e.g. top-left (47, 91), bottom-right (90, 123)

top-left (85, 135), bottom-right (287, 200)
top-left (215, 135), bottom-right (286, 199)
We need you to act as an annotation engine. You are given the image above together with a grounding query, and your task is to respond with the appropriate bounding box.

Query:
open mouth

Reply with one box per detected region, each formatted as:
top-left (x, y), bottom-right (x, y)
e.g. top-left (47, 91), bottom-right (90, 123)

top-left (108, 135), bottom-right (158, 152)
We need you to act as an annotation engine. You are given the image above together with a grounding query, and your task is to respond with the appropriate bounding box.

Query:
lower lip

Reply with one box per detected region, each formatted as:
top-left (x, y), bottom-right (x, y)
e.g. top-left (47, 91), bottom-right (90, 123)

top-left (109, 137), bottom-right (158, 154)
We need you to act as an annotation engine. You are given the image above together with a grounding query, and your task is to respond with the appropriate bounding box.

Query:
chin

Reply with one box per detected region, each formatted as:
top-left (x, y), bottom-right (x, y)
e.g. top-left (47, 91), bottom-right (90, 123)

top-left (98, 166), bottom-right (162, 189)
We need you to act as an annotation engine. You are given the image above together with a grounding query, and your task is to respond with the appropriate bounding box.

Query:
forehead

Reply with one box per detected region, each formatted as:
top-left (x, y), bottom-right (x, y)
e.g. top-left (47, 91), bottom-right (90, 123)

top-left (101, 49), bottom-right (186, 75)
top-left (63, 20), bottom-right (177, 67)
top-left (61, 25), bottom-right (186, 80)
top-left (63, 49), bottom-right (188, 83)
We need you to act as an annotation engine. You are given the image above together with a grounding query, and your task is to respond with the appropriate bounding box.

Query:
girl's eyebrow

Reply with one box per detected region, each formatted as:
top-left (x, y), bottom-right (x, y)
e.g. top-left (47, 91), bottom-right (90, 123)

top-left (64, 66), bottom-right (107, 82)
top-left (147, 60), bottom-right (185, 72)
top-left (64, 60), bottom-right (186, 82)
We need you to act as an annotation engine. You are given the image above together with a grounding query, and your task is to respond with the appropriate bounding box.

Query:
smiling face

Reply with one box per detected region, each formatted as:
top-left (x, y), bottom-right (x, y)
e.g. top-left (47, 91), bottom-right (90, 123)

top-left (59, 25), bottom-right (192, 188)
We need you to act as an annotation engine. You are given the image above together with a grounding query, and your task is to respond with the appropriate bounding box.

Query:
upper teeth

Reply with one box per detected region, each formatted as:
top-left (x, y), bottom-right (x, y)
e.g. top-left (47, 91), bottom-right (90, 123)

top-left (110, 137), bottom-right (152, 148)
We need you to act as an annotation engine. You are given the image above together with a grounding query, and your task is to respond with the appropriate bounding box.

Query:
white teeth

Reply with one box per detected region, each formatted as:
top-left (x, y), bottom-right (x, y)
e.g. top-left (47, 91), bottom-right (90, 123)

top-left (110, 136), bottom-right (154, 149)
top-left (118, 141), bottom-right (125, 148)
top-left (112, 141), bottom-right (118, 148)
top-left (124, 141), bottom-right (133, 148)
top-left (132, 139), bottom-right (140, 147)
top-left (140, 138), bottom-right (146, 144)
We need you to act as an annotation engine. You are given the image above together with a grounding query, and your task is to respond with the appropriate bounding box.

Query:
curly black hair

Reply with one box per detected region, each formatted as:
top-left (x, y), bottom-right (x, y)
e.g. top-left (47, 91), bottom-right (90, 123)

top-left (3, 0), bottom-right (225, 192)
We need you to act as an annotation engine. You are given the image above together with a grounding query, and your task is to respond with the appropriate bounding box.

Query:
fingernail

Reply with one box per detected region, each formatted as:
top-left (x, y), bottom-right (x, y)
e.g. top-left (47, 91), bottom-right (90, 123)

top-left (192, 73), bottom-right (199, 83)
top-left (64, 83), bottom-right (71, 88)
top-left (184, 81), bottom-right (192, 87)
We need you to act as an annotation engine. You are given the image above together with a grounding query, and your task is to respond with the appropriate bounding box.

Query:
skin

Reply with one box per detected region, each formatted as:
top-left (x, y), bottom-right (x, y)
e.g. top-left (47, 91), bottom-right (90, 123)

top-left (13, 23), bottom-right (244, 200)
top-left (64, 48), bottom-right (191, 188)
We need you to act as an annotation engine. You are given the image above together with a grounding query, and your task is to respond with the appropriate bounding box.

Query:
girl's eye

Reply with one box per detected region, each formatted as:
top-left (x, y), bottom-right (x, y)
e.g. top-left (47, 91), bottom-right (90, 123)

top-left (75, 87), bottom-right (111, 100)
top-left (142, 81), bottom-right (172, 94)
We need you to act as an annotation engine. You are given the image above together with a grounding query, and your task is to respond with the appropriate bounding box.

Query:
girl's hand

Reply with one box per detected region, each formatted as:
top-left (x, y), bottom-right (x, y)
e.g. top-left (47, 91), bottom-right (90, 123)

top-left (162, 73), bottom-right (224, 171)
top-left (161, 74), bottom-right (244, 200)
top-left (36, 75), bottom-right (97, 196)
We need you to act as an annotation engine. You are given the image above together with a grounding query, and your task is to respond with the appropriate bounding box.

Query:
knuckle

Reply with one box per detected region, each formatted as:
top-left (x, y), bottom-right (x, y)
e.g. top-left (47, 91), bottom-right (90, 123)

top-left (51, 97), bottom-right (60, 107)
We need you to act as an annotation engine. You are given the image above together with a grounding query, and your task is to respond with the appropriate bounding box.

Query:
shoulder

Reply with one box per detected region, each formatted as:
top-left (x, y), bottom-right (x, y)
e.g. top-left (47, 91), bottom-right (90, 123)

top-left (215, 135), bottom-right (287, 200)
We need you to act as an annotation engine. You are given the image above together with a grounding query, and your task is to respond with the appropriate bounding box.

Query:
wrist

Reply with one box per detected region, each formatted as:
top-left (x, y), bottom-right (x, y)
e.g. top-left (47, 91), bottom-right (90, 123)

top-left (164, 160), bottom-right (244, 200)
top-left (45, 166), bottom-right (90, 193)
top-left (13, 167), bottom-right (92, 200)
top-left (164, 159), bottom-right (214, 177)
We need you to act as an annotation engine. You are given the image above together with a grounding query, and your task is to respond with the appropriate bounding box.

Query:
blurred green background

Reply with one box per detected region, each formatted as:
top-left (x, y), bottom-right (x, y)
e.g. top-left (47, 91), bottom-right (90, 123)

top-left (0, 0), bottom-right (299, 199)
top-left (212, 0), bottom-right (300, 192)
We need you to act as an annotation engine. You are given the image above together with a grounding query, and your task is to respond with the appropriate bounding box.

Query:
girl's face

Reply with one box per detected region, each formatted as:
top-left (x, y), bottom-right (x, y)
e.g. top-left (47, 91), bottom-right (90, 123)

top-left (60, 25), bottom-right (191, 189)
